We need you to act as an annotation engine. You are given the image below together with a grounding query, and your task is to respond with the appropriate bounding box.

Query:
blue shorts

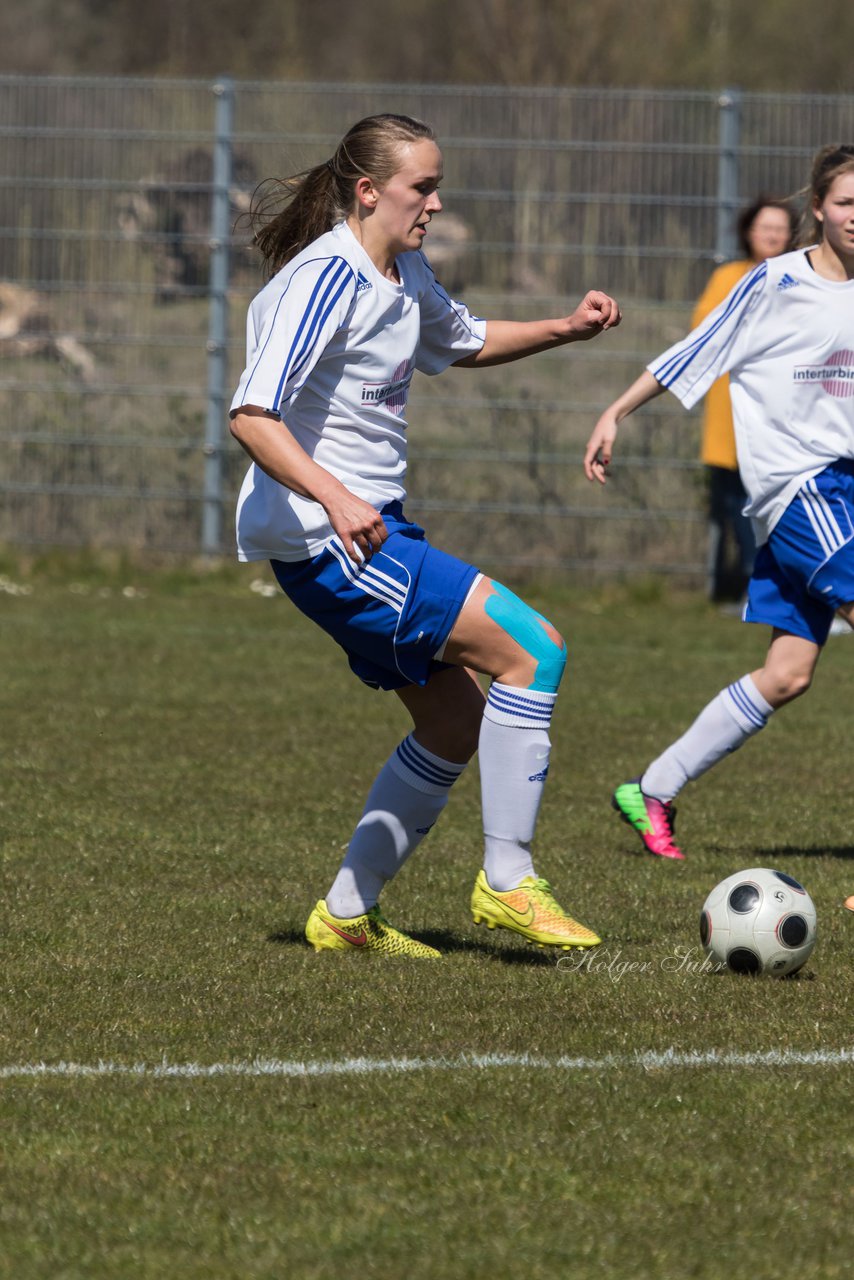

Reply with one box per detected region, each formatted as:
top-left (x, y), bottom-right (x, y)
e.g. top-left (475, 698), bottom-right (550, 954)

top-left (745, 460), bottom-right (854, 646)
top-left (270, 502), bottom-right (480, 691)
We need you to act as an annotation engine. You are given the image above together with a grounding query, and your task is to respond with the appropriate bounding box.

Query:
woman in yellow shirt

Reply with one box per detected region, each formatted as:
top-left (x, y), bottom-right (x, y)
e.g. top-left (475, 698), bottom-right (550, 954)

top-left (695, 198), bottom-right (796, 601)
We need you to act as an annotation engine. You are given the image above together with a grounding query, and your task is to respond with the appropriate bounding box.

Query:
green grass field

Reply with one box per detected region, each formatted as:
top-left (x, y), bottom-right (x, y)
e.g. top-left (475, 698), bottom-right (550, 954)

top-left (1, 557), bottom-right (852, 1279)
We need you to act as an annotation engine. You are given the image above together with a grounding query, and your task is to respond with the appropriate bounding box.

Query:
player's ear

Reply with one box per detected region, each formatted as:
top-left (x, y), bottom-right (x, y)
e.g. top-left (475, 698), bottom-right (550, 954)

top-left (355, 177), bottom-right (379, 210)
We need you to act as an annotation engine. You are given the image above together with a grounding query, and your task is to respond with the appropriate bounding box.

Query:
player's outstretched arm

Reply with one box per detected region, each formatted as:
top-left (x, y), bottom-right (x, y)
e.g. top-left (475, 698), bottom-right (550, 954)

top-left (584, 370), bottom-right (666, 484)
top-left (454, 290), bottom-right (621, 368)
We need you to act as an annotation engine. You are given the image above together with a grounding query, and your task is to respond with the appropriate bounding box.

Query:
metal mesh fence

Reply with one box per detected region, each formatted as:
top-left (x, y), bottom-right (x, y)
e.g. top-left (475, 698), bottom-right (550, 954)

top-left (1, 76), bottom-right (852, 580)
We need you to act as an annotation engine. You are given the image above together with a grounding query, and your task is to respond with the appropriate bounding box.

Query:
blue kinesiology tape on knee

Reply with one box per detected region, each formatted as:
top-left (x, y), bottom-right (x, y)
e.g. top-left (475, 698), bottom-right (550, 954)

top-left (484, 582), bottom-right (567, 692)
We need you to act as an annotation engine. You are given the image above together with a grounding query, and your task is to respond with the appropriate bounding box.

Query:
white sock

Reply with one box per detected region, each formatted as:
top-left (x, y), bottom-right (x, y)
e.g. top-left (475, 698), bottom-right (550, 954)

top-left (641, 674), bottom-right (774, 802)
top-left (325, 735), bottom-right (466, 918)
top-left (478, 682), bottom-right (557, 891)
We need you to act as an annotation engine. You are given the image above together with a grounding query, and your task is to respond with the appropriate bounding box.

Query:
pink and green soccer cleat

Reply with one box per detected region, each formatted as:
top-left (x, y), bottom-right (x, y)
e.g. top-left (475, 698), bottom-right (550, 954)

top-left (611, 779), bottom-right (684, 860)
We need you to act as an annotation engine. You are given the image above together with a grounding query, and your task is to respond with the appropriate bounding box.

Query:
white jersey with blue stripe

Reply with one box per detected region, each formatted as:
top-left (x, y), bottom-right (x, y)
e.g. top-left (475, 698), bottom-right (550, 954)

top-left (648, 248), bottom-right (854, 543)
top-left (231, 220), bottom-right (486, 561)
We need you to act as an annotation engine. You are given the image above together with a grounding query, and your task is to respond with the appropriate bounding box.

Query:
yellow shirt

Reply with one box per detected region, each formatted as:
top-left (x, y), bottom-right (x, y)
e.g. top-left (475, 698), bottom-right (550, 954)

top-left (691, 259), bottom-right (753, 470)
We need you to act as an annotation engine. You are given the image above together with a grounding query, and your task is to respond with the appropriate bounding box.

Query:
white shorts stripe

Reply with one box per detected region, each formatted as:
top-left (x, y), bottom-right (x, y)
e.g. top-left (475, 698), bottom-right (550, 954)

top-left (799, 481), bottom-right (846, 557)
top-left (359, 559), bottom-right (409, 605)
top-left (327, 540), bottom-right (405, 614)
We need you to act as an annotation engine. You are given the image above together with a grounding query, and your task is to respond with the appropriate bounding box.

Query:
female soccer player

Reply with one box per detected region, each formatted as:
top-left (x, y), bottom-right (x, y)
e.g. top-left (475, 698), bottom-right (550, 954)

top-left (230, 113), bottom-right (621, 954)
top-left (583, 143), bottom-right (854, 861)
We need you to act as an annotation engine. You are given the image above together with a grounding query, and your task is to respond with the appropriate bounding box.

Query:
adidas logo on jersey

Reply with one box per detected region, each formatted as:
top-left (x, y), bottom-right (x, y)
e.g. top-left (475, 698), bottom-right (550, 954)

top-left (356, 271), bottom-right (373, 294)
top-left (777, 273), bottom-right (800, 291)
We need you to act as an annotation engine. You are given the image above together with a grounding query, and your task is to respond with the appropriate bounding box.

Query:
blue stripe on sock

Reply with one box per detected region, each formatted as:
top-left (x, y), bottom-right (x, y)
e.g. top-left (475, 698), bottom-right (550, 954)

top-left (726, 680), bottom-right (768, 730)
top-left (487, 686), bottom-right (555, 723)
top-left (396, 737), bottom-right (462, 789)
top-left (488, 687), bottom-right (556, 710)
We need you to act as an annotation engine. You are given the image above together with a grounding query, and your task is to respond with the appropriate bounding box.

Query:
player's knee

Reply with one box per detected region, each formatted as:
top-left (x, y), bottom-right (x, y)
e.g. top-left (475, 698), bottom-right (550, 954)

top-left (785, 668), bottom-right (813, 701)
top-left (536, 617), bottom-right (568, 692)
top-left (485, 583), bottom-right (567, 693)
top-left (766, 666), bottom-right (813, 705)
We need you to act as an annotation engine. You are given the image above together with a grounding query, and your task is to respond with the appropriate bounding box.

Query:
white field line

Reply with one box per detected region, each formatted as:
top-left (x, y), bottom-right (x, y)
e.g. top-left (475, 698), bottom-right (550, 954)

top-left (1, 1047), bottom-right (853, 1081)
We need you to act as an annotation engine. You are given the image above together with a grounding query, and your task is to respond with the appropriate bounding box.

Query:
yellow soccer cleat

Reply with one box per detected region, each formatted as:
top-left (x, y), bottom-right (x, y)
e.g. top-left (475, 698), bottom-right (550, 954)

top-left (470, 871), bottom-right (601, 950)
top-left (305, 899), bottom-right (441, 958)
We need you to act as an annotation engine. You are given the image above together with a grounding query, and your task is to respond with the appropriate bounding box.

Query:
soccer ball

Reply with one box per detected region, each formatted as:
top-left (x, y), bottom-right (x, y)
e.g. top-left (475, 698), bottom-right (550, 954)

top-left (699, 868), bottom-right (817, 977)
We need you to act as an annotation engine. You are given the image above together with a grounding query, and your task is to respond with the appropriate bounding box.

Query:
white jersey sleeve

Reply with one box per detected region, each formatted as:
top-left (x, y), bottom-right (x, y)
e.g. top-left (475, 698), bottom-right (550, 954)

top-left (231, 253), bottom-right (358, 417)
top-left (407, 253), bottom-right (486, 374)
top-left (648, 261), bottom-right (768, 408)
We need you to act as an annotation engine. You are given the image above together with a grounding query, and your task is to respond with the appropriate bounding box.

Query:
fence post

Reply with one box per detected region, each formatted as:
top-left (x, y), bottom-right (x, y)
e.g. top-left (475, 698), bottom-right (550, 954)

top-left (203, 76), bottom-right (234, 556)
top-left (715, 86), bottom-right (741, 263)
